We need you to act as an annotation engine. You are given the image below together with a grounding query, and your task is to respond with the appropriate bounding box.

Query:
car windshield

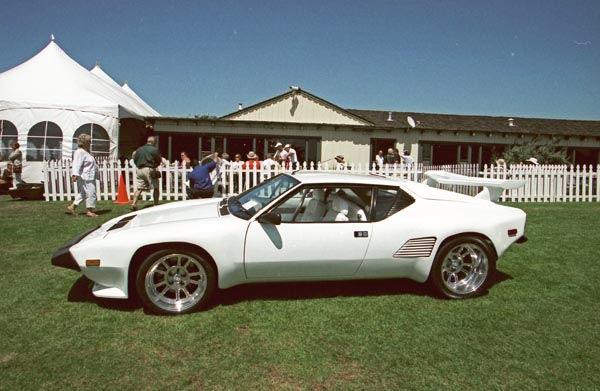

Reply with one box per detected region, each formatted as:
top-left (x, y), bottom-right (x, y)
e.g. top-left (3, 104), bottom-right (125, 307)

top-left (228, 174), bottom-right (300, 219)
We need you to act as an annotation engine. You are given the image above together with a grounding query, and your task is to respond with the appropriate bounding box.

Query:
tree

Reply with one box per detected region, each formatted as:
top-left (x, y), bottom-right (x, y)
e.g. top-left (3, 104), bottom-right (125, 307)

top-left (502, 138), bottom-right (569, 165)
top-left (191, 114), bottom-right (218, 119)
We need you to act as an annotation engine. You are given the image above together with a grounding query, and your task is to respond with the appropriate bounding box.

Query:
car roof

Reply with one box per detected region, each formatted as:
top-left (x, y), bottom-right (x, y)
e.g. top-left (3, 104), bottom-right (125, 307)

top-left (289, 171), bottom-right (402, 187)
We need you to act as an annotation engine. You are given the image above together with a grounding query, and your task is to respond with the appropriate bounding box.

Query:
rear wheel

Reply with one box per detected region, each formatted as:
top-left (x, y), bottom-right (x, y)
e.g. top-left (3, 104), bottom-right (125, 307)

top-left (430, 236), bottom-right (496, 299)
top-left (135, 249), bottom-right (215, 315)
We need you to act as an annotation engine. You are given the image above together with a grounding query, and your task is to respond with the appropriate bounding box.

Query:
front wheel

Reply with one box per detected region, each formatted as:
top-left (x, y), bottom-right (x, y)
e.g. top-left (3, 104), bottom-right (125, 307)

top-left (135, 249), bottom-right (216, 315)
top-left (430, 236), bottom-right (496, 299)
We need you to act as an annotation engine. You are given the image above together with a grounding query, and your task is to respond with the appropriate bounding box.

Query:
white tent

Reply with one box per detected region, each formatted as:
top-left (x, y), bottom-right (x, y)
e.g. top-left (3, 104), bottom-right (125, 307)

top-left (122, 81), bottom-right (161, 117)
top-left (90, 64), bottom-right (160, 117)
top-left (0, 37), bottom-right (160, 183)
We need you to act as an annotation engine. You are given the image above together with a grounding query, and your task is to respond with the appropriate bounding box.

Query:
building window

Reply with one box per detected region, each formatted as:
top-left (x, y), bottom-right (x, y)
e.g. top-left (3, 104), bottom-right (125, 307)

top-left (72, 124), bottom-right (110, 158)
top-left (26, 121), bottom-right (63, 161)
top-left (0, 120), bottom-right (18, 161)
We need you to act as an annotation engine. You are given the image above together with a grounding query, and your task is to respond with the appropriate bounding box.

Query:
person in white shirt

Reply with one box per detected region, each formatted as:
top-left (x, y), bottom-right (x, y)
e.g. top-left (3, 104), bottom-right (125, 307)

top-left (66, 134), bottom-right (99, 217)
top-left (263, 153), bottom-right (277, 169)
top-left (335, 155), bottom-right (346, 170)
top-left (273, 142), bottom-right (285, 163)
top-left (284, 144), bottom-right (298, 169)
top-left (375, 150), bottom-right (384, 169)
top-left (401, 150), bottom-right (415, 168)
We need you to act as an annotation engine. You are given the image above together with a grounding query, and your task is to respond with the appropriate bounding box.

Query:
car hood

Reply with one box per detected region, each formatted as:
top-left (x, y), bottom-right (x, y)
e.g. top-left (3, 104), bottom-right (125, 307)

top-left (130, 198), bottom-right (223, 228)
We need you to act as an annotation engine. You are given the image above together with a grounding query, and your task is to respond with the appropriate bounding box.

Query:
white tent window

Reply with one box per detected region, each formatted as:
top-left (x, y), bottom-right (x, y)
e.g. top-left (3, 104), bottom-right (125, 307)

top-left (26, 121), bottom-right (63, 161)
top-left (0, 120), bottom-right (18, 161)
top-left (72, 123), bottom-right (110, 158)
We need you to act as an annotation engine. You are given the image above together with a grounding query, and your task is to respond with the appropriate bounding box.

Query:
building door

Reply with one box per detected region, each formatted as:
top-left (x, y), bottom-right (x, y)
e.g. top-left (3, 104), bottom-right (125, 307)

top-left (371, 138), bottom-right (396, 163)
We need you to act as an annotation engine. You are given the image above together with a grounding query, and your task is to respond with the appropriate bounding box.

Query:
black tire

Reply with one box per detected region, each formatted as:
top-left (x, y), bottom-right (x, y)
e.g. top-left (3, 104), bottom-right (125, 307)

top-left (135, 248), bottom-right (216, 315)
top-left (430, 236), bottom-right (496, 299)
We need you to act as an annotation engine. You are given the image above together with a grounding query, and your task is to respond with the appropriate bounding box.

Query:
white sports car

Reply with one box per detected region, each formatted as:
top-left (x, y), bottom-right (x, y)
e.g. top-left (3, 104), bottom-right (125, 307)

top-left (52, 172), bottom-right (527, 315)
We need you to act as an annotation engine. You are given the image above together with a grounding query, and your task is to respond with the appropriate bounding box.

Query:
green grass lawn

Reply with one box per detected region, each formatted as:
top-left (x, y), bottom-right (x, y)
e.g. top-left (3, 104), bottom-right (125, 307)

top-left (0, 197), bottom-right (599, 390)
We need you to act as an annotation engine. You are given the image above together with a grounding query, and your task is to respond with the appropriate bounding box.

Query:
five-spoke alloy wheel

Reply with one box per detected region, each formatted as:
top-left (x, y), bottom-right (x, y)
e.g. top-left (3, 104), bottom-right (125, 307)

top-left (136, 249), bottom-right (215, 315)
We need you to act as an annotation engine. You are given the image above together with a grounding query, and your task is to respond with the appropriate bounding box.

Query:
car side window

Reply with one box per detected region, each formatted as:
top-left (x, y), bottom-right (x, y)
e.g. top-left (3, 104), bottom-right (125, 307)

top-left (270, 186), bottom-right (370, 223)
top-left (373, 187), bottom-right (414, 221)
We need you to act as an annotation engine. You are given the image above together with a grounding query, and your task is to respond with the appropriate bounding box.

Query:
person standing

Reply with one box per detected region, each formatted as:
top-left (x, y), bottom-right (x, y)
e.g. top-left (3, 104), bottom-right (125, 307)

top-left (262, 153), bottom-right (277, 169)
top-left (273, 142), bottom-right (285, 164)
top-left (283, 144), bottom-right (298, 169)
top-left (188, 152), bottom-right (219, 198)
top-left (385, 148), bottom-right (396, 165)
top-left (375, 150), bottom-right (384, 169)
top-left (242, 151), bottom-right (261, 170)
top-left (334, 155), bottom-right (346, 170)
top-left (8, 142), bottom-right (23, 189)
top-left (230, 153), bottom-right (244, 192)
top-left (66, 134), bottom-right (99, 217)
top-left (131, 136), bottom-right (162, 211)
top-left (401, 150), bottom-right (415, 169)
top-left (242, 151), bottom-right (261, 189)
top-left (179, 151), bottom-right (191, 169)
top-left (394, 149), bottom-right (402, 164)
top-left (214, 152), bottom-right (230, 196)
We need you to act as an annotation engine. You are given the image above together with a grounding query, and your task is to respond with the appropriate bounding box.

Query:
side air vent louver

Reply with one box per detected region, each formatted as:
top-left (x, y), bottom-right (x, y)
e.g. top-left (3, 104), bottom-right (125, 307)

top-left (393, 237), bottom-right (437, 258)
top-left (107, 215), bottom-right (136, 231)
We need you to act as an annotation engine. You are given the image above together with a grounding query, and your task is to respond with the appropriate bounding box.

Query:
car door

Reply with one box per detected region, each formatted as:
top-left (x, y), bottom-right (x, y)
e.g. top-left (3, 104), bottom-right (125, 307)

top-left (243, 186), bottom-right (373, 279)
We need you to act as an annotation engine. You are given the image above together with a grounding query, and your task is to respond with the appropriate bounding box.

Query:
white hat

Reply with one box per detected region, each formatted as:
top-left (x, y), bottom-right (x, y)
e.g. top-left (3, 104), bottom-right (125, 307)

top-left (526, 157), bottom-right (539, 165)
top-left (275, 142), bottom-right (283, 148)
top-left (284, 144), bottom-right (291, 148)
top-left (247, 151), bottom-right (258, 159)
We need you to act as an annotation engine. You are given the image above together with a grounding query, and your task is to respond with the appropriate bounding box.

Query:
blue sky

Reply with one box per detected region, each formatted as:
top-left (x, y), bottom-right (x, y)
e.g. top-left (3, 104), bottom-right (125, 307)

top-left (1, 0), bottom-right (599, 120)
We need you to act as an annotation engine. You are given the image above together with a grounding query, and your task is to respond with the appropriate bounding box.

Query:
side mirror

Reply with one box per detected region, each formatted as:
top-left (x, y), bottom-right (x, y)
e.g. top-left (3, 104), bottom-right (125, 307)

top-left (258, 212), bottom-right (281, 225)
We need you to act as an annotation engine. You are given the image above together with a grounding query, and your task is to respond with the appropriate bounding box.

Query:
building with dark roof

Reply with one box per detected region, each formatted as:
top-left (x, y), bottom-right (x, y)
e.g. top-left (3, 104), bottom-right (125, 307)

top-left (148, 88), bottom-right (600, 166)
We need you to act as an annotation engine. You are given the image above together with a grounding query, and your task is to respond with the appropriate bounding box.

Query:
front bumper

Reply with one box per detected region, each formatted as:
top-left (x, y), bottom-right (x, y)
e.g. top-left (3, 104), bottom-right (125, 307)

top-left (51, 226), bottom-right (99, 271)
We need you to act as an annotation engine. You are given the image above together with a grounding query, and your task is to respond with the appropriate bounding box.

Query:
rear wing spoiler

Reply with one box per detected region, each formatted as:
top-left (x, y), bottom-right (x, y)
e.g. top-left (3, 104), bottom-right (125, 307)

top-left (423, 170), bottom-right (525, 202)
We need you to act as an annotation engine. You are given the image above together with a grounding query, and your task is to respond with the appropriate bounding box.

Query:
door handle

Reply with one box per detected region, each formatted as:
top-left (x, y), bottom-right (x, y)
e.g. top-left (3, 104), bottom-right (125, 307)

top-left (354, 231), bottom-right (368, 238)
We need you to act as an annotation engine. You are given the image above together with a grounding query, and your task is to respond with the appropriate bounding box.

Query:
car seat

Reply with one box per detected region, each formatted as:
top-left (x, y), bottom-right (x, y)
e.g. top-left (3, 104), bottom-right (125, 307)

top-left (324, 197), bottom-right (349, 222)
top-left (300, 189), bottom-right (327, 221)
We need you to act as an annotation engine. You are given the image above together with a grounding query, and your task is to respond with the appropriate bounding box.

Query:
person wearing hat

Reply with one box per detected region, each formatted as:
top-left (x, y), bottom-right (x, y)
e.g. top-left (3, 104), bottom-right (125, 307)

top-left (283, 144), bottom-right (298, 169)
top-left (334, 155), bottom-right (346, 170)
top-left (273, 142), bottom-right (284, 164)
top-left (242, 151), bottom-right (261, 170)
top-left (242, 151), bottom-right (261, 189)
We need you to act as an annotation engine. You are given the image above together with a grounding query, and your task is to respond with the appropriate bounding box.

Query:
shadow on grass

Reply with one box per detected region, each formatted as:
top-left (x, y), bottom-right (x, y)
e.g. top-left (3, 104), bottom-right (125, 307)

top-left (67, 276), bottom-right (141, 312)
top-left (63, 208), bottom-right (112, 216)
top-left (66, 270), bottom-right (513, 313)
top-left (213, 269), bottom-right (513, 307)
top-left (212, 278), bottom-right (432, 308)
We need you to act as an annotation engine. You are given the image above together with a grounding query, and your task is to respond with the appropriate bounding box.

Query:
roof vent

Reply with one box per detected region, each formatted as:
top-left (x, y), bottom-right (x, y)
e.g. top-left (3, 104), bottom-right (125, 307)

top-left (507, 118), bottom-right (515, 127)
top-left (387, 112), bottom-right (394, 121)
top-left (238, 103), bottom-right (243, 111)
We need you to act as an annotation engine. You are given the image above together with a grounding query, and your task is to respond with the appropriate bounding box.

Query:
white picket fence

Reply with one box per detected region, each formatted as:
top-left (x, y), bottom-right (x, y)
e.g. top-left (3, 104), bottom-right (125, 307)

top-left (482, 164), bottom-right (599, 202)
top-left (42, 160), bottom-right (599, 203)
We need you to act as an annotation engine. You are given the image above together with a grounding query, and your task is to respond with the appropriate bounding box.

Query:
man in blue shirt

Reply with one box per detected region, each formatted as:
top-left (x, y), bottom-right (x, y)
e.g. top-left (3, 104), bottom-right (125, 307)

top-left (188, 152), bottom-right (219, 199)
